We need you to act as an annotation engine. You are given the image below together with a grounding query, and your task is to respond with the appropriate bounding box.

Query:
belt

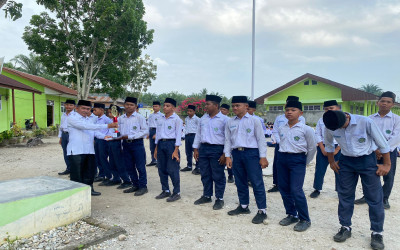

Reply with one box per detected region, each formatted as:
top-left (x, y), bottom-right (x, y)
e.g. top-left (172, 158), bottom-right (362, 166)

top-left (186, 133), bottom-right (196, 136)
top-left (201, 143), bottom-right (224, 146)
top-left (280, 152), bottom-right (306, 156)
top-left (62, 131), bottom-right (68, 134)
top-left (160, 139), bottom-right (176, 142)
top-left (123, 138), bottom-right (143, 143)
top-left (150, 127), bottom-right (157, 130)
top-left (234, 147), bottom-right (256, 151)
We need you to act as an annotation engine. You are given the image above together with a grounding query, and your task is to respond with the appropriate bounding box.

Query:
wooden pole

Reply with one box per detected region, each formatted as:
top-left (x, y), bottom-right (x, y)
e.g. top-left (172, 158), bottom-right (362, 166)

top-left (12, 88), bottom-right (15, 125)
top-left (32, 93), bottom-right (36, 126)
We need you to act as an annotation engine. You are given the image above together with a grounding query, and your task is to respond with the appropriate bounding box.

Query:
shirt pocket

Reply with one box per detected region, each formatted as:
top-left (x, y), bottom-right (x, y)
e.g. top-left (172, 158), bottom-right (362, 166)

top-left (212, 120), bottom-right (224, 135)
top-left (164, 121), bottom-right (176, 137)
top-left (352, 133), bottom-right (367, 145)
top-left (288, 131), bottom-right (304, 144)
top-left (131, 122), bottom-right (140, 134)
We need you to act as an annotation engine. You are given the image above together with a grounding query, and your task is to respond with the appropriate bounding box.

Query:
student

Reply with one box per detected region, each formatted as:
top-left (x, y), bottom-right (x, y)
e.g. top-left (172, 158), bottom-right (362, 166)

top-left (146, 101), bottom-right (163, 166)
top-left (192, 95), bottom-right (229, 210)
top-left (67, 100), bottom-right (118, 196)
top-left (118, 97), bottom-right (149, 196)
top-left (310, 100), bottom-right (341, 198)
top-left (268, 96), bottom-right (306, 193)
top-left (354, 91), bottom-right (400, 210)
top-left (277, 100), bottom-right (316, 232)
top-left (225, 96), bottom-right (268, 224)
top-left (323, 110), bottom-right (390, 250)
top-left (220, 103), bottom-right (234, 183)
top-left (248, 100), bottom-right (267, 135)
top-left (58, 99), bottom-right (76, 175)
top-left (154, 98), bottom-right (183, 202)
top-left (181, 105), bottom-right (201, 173)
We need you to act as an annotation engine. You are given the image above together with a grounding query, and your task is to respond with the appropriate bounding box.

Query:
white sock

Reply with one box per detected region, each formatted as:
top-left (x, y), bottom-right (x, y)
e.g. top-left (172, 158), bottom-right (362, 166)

top-left (241, 204), bottom-right (248, 209)
top-left (259, 209), bottom-right (266, 214)
top-left (343, 226), bottom-right (351, 231)
top-left (372, 231), bottom-right (383, 235)
top-left (165, 190), bottom-right (170, 193)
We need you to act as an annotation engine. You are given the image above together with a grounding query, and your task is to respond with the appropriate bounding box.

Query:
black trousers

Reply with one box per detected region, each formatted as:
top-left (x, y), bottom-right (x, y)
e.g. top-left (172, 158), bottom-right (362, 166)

top-left (68, 154), bottom-right (96, 186)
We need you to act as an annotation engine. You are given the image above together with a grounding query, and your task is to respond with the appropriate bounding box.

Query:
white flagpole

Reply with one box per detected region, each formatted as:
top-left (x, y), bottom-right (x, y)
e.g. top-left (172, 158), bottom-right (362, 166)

top-left (251, 0), bottom-right (255, 100)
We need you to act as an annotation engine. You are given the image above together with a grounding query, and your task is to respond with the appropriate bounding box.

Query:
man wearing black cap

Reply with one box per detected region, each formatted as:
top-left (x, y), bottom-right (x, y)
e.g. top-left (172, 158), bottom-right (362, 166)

top-left (248, 100), bottom-right (267, 135)
top-left (147, 101), bottom-right (163, 166)
top-left (323, 110), bottom-right (390, 249)
top-left (117, 97), bottom-right (149, 196)
top-left (181, 104), bottom-right (200, 173)
top-left (277, 100), bottom-right (316, 232)
top-left (58, 99), bottom-right (76, 175)
top-left (67, 100), bottom-right (118, 196)
top-left (154, 98), bottom-right (183, 202)
top-left (310, 100), bottom-right (342, 198)
top-left (220, 103), bottom-right (234, 183)
top-left (192, 95), bottom-right (229, 210)
top-left (268, 96), bottom-right (306, 193)
top-left (225, 96), bottom-right (268, 224)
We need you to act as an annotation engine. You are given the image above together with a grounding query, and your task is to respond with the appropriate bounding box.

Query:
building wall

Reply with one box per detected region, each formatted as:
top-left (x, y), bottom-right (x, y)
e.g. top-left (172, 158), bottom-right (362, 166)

top-left (0, 88), bottom-right (11, 132)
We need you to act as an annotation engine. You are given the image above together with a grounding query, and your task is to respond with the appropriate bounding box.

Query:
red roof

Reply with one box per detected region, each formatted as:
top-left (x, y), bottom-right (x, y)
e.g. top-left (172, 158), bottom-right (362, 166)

top-left (90, 95), bottom-right (124, 105)
top-left (0, 74), bottom-right (42, 94)
top-left (2, 67), bottom-right (77, 96)
top-left (255, 73), bottom-right (379, 104)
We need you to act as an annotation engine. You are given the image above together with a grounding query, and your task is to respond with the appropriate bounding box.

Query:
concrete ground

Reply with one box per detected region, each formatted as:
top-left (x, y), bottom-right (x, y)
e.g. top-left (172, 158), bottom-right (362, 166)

top-left (0, 136), bottom-right (399, 250)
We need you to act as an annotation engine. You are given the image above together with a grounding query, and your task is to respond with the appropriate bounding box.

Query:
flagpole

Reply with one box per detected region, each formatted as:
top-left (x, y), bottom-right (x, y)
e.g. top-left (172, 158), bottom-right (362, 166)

top-left (251, 0), bottom-right (255, 100)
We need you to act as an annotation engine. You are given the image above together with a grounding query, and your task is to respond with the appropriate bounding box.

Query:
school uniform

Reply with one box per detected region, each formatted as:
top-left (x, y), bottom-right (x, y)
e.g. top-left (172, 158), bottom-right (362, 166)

top-left (225, 113), bottom-right (267, 209)
top-left (278, 121), bottom-right (316, 222)
top-left (324, 113), bottom-right (390, 233)
top-left (148, 111), bottom-right (163, 164)
top-left (119, 111), bottom-right (149, 189)
top-left (58, 110), bottom-right (75, 172)
top-left (94, 114), bottom-right (114, 180)
top-left (193, 111), bottom-right (229, 199)
top-left (184, 115), bottom-right (200, 169)
top-left (252, 114), bottom-right (267, 135)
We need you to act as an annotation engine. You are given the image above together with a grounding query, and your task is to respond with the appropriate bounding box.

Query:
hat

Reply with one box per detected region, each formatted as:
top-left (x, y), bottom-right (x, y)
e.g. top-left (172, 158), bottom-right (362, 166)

top-left (93, 103), bottom-right (105, 109)
top-left (323, 100), bottom-right (339, 108)
top-left (187, 105), bottom-right (196, 111)
top-left (65, 99), bottom-right (76, 105)
top-left (323, 110), bottom-right (347, 131)
top-left (221, 104), bottom-right (230, 110)
top-left (77, 100), bottom-right (91, 107)
top-left (153, 101), bottom-right (161, 106)
top-left (164, 97), bottom-right (177, 107)
top-left (231, 96), bottom-right (248, 103)
top-left (285, 100), bottom-right (302, 111)
top-left (286, 96), bottom-right (299, 102)
top-left (248, 101), bottom-right (257, 109)
top-left (125, 97), bottom-right (137, 104)
top-left (380, 91), bottom-right (396, 101)
top-left (206, 95), bottom-right (222, 103)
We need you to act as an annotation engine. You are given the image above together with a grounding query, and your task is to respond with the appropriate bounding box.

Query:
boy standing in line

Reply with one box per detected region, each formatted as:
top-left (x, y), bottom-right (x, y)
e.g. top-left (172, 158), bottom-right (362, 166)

top-left (220, 103), bottom-right (234, 183)
top-left (181, 105), bottom-right (200, 173)
top-left (147, 101), bottom-right (163, 167)
top-left (58, 99), bottom-right (76, 175)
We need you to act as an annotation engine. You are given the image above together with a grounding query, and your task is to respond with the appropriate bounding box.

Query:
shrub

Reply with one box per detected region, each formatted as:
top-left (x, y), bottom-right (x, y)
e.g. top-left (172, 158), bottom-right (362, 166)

top-left (11, 124), bottom-right (23, 137)
top-left (33, 128), bottom-right (48, 138)
top-left (0, 130), bottom-right (13, 140)
top-left (178, 98), bottom-right (206, 117)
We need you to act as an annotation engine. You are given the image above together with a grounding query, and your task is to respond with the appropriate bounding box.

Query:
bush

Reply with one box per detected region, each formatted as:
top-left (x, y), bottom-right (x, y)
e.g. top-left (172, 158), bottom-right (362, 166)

top-left (1, 130), bottom-right (13, 140)
top-left (178, 98), bottom-right (206, 117)
top-left (11, 124), bottom-right (23, 137)
top-left (33, 128), bottom-right (48, 138)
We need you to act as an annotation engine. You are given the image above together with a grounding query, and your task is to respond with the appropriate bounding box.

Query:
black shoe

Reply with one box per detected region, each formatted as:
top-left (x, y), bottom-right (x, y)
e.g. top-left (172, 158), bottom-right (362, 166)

top-left (180, 167), bottom-right (192, 172)
top-left (134, 188), bottom-right (148, 196)
top-left (123, 186), bottom-right (139, 193)
top-left (146, 162), bottom-right (157, 167)
top-left (252, 210), bottom-right (267, 224)
top-left (104, 180), bottom-right (122, 186)
top-left (310, 190), bottom-right (320, 198)
top-left (371, 233), bottom-right (384, 250)
top-left (267, 185), bottom-right (279, 193)
top-left (383, 199), bottom-right (390, 210)
top-left (194, 196), bottom-right (212, 205)
top-left (294, 220), bottom-right (311, 232)
top-left (354, 196), bottom-right (366, 205)
top-left (227, 176), bottom-right (234, 183)
top-left (98, 179), bottom-right (111, 186)
top-left (213, 199), bottom-right (224, 210)
top-left (117, 182), bottom-right (132, 189)
top-left (58, 170), bottom-right (70, 175)
top-left (91, 189), bottom-right (101, 196)
top-left (279, 215), bottom-right (299, 226)
top-left (166, 193), bottom-right (181, 202)
top-left (155, 191), bottom-right (171, 199)
top-left (333, 226), bottom-right (352, 242)
top-left (228, 205), bottom-right (251, 216)
top-left (94, 176), bottom-right (105, 182)
top-left (192, 168), bottom-right (200, 175)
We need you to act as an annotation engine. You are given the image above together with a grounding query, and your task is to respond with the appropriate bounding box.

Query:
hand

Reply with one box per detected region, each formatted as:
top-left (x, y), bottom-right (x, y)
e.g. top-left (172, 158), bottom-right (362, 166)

top-left (376, 163), bottom-right (391, 176)
top-left (104, 135), bottom-right (112, 139)
top-left (120, 135), bottom-right (128, 140)
top-left (193, 148), bottom-right (199, 162)
top-left (59, 138), bottom-right (62, 145)
top-left (218, 154), bottom-right (226, 165)
top-left (172, 149), bottom-right (180, 162)
top-left (107, 122), bottom-right (118, 128)
top-left (152, 134), bottom-right (156, 139)
top-left (226, 157), bottom-right (232, 169)
top-left (375, 149), bottom-right (382, 160)
top-left (333, 148), bottom-right (340, 156)
top-left (260, 158), bottom-right (269, 169)
top-left (330, 161), bottom-right (340, 174)
top-left (146, 135), bottom-right (149, 139)
top-left (321, 149), bottom-right (328, 157)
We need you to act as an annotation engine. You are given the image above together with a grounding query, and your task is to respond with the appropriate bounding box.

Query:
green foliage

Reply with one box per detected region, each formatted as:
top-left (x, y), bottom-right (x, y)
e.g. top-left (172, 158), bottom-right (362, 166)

top-left (359, 84), bottom-right (383, 96)
top-left (1, 130), bottom-right (13, 140)
top-left (3, 232), bottom-right (19, 250)
top-left (2, 0), bottom-right (23, 21)
top-left (33, 128), bottom-right (47, 138)
top-left (10, 124), bottom-right (23, 137)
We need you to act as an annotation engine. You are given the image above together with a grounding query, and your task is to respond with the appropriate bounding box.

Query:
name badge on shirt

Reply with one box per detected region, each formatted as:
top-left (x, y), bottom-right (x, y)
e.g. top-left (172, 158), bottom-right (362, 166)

top-left (333, 135), bottom-right (341, 138)
top-left (133, 126), bottom-right (137, 130)
top-left (246, 128), bottom-right (252, 133)
top-left (294, 136), bottom-right (300, 141)
top-left (168, 126), bottom-right (172, 130)
top-left (358, 137), bottom-right (366, 143)
top-left (386, 129), bottom-right (391, 134)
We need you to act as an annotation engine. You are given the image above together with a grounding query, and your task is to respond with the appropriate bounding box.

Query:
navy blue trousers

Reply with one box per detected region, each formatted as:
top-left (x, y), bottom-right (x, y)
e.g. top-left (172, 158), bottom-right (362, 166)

top-left (185, 134), bottom-right (198, 169)
top-left (149, 128), bottom-right (157, 163)
top-left (313, 145), bottom-right (340, 191)
top-left (108, 140), bottom-right (130, 183)
top-left (272, 144), bottom-right (280, 186)
top-left (278, 152), bottom-right (310, 222)
top-left (157, 140), bottom-right (180, 194)
top-left (61, 132), bottom-right (71, 171)
top-left (94, 138), bottom-right (112, 179)
top-left (232, 148), bottom-right (266, 209)
top-left (198, 144), bottom-right (226, 199)
top-left (227, 167), bottom-right (233, 177)
top-left (122, 139), bottom-right (147, 188)
top-left (380, 150), bottom-right (397, 200)
top-left (337, 153), bottom-right (384, 232)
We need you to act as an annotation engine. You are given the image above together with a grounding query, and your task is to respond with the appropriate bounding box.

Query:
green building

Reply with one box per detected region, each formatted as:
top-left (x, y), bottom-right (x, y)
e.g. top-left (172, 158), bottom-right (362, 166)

top-left (255, 73), bottom-right (400, 125)
top-left (0, 67), bottom-right (77, 132)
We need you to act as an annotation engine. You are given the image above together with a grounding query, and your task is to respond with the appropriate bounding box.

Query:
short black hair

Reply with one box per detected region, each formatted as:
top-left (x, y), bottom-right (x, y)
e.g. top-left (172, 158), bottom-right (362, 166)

top-left (379, 91), bottom-right (396, 103)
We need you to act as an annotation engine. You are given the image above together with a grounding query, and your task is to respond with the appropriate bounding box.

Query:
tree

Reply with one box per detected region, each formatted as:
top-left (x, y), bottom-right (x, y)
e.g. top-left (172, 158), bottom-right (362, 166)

top-left (359, 84), bottom-right (383, 96)
top-left (2, 0), bottom-right (23, 21)
top-left (23, 0), bottom-right (153, 100)
top-left (11, 53), bottom-right (45, 75)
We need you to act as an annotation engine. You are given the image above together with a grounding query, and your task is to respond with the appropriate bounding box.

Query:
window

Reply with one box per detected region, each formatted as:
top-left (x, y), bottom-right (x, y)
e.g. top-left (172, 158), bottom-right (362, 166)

top-left (304, 80), bottom-right (309, 85)
top-left (312, 80), bottom-right (317, 85)
top-left (0, 95), bottom-right (2, 111)
top-left (304, 105), bottom-right (321, 111)
top-left (269, 106), bottom-right (284, 111)
top-left (61, 102), bottom-right (66, 113)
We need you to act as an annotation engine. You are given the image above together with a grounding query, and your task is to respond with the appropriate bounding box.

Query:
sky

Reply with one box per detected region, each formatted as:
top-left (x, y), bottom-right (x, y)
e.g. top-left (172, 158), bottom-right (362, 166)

top-left (1, 0), bottom-right (400, 99)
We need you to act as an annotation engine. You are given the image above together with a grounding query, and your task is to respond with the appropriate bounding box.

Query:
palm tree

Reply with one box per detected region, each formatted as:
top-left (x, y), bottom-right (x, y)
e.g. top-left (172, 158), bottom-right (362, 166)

top-left (359, 84), bottom-right (383, 96)
top-left (11, 53), bottom-right (45, 75)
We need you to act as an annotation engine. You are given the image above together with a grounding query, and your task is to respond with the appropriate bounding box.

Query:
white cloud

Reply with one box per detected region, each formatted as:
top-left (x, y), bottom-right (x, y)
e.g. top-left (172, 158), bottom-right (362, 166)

top-left (154, 57), bottom-right (169, 66)
top-left (298, 31), bottom-right (346, 47)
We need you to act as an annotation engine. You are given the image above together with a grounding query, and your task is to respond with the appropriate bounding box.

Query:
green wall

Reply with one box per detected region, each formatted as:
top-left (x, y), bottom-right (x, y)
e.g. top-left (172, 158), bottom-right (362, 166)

top-left (0, 88), bottom-right (11, 132)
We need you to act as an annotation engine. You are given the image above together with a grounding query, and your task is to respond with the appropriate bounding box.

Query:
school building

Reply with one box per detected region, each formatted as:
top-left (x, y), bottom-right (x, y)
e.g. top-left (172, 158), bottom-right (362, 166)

top-left (255, 73), bottom-right (400, 125)
top-left (0, 67), bottom-right (77, 132)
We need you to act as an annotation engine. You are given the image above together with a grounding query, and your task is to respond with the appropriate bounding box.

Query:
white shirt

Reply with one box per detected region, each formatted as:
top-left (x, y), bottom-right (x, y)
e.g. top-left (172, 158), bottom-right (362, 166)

top-left (66, 113), bottom-right (108, 155)
top-left (185, 115), bottom-right (200, 134)
top-left (315, 117), bottom-right (337, 145)
top-left (224, 113), bottom-right (267, 158)
top-left (193, 112), bottom-right (229, 149)
top-left (278, 121), bottom-right (317, 165)
top-left (369, 111), bottom-right (400, 152)
top-left (58, 111), bottom-right (75, 137)
top-left (252, 114), bottom-right (267, 134)
top-left (272, 114), bottom-right (306, 143)
top-left (155, 113), bottom-right (183, 146)
top-left (118, 112), bottom-right (149, 140)
top-left (94, 114), bottom-right (113, 139)
top-left (324, 113), bottom-right (390, 157)
top-left (148, 111), bottom-right (164, 128)
top-left (89, 113), bottom-right (98, 123)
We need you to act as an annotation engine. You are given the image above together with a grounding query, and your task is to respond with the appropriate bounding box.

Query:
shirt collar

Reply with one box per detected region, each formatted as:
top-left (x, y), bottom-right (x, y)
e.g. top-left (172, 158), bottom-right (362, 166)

top-left (234, 112), bottom-right (251, 120)
top-left (123, 111), bottom-right (138, 118)
top-left (348, 113), bottom-right (357, 126)
top-left (162, 112), bottom-right (177, 119)
top-left (373, 111), bottom-right (393, 118)
top-left (284, 120), bottom-right (302, 128)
